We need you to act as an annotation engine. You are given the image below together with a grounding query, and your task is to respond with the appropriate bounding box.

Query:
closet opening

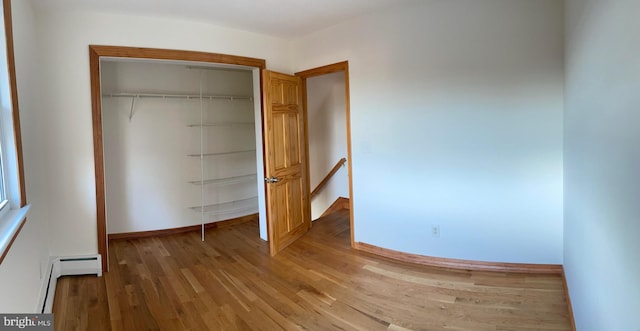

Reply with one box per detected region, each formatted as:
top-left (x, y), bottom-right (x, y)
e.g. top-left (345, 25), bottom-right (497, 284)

top-left (90, 46), bottom-right (268, 272)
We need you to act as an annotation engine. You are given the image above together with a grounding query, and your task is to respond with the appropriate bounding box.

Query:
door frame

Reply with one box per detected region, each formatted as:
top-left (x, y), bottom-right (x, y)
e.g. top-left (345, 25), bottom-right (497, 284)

top-left (295, 61), bottom-right (355, 248)
top-left (89, 45), bottom-right (266, 271)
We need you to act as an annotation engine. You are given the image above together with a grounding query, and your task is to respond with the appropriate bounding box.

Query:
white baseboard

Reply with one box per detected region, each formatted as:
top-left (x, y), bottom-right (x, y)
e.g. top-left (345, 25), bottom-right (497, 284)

top-left (36, 254), bottom-right (102, 313)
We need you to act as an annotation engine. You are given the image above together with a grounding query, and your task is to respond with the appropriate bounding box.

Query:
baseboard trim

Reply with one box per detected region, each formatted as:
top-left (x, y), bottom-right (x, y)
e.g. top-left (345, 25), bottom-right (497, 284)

top-left (108, 213), bottom-right (258, 241)
top-left (561, 268), bottom-right (577, 331)
top-left (37, 254), bottom-right (102, 313)
top-left (354, 242), bottom-right (563, 274)
top-left (320, 197), bottom-right (350, 218)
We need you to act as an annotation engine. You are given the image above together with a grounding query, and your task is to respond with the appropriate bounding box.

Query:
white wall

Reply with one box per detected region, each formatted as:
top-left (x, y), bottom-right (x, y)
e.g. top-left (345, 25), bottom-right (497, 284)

top-left (0, 0), bottom-right (49, 312)
top-left (564, 0), bottom-right (640, 330)
top-left (307, 72), bottom-right (349, 219)
top-left (102, 61), bottom-right (257, 234)
top-left (293, 0), bottom-right (564, 264)
top-left (2, 0), bottom-right (573, 314)
top-left (29, 8), bottom-right (292, 256)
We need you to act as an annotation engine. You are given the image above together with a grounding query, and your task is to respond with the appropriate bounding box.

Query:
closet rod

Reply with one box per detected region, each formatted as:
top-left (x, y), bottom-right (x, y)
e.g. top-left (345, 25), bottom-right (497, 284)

top-left (102, 92), bottom-right (253, 101)
top-left (187, 150), bottom-right (256, 157)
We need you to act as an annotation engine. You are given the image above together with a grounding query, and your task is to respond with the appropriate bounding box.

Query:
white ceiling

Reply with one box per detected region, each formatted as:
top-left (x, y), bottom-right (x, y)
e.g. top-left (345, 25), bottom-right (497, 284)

top-left (28, 0), bottom-right (417, 38)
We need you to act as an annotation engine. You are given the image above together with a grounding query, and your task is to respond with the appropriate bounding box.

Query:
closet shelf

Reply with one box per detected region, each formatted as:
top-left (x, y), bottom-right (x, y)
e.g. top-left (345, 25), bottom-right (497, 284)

top-left (189, 196), bottom-right (258, 215)
top-left (189, 174), bottom-right (257, 186)
top-left (102, 92), bottom-right (253, 101)
top-left (187, 122), bottom-right (255, 128)
top-left (187, 150), bottom-right (256, 157)
top-left (201, 206), bottom-right (258, 216)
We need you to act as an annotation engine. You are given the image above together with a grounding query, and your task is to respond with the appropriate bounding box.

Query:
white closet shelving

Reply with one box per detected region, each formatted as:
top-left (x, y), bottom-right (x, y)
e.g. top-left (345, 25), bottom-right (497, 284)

top-left (187, 174), bottom-right (257, 186)
top-left (103, 92), bottom-right (252, 100)
top-left (186, 150), bottom-right (256, 157)
top-left (188, 196), bottom-right (258, 214)
top-left (186, 78), bottom-right (258, 240)
top-left (101, 61), bottom-right (258, 240)
top-left (187, 122), bottom-right (254, 127)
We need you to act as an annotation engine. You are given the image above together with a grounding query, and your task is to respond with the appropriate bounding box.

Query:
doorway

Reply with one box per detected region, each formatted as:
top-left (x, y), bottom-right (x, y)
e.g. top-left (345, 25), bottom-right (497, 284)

top-left (296, 62), bottom-right (354, 247)
top-left (89, 46), bottom-right (268, 271)
top-left (101, 60), bottom-right (261, 240)
top-left (91, 47), bottom-right (354, 271)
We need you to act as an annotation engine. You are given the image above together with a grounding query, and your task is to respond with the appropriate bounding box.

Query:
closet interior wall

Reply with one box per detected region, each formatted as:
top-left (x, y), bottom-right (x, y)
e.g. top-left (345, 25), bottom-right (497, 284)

top-left (101, 60), bottom-right (257, 236)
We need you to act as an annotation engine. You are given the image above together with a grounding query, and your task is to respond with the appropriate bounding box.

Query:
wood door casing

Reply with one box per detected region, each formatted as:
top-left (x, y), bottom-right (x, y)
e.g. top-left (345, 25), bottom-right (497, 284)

top-left (263, 70), bottom-right (311, 256)
top-left (89, 45), bottom-right (266, 271)
top-left (295, 61), bottom-right (354, 248)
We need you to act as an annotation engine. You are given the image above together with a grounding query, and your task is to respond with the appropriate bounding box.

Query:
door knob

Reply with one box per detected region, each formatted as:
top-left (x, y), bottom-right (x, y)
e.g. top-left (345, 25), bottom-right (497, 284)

top-left (264, 176), bottom-right (280, 183)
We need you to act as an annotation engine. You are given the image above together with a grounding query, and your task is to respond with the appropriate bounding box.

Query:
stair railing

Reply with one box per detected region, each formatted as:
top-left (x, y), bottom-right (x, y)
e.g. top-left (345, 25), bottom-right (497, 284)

top-left (310, 158), bottom-right (347, 199)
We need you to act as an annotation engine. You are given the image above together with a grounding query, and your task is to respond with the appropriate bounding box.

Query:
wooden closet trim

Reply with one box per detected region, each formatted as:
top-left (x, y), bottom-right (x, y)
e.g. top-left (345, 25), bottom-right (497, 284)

top-left (108, 214), bottom-right (258, 241)
top-left (89, 45), bottom-right (266, 68)
top-left (89, 45), bottom-right (266, 272)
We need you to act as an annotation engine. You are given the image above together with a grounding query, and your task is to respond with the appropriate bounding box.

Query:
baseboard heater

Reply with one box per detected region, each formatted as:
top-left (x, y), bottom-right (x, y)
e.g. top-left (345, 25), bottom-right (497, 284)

top-left (37, 255), bottom-right (102, 313)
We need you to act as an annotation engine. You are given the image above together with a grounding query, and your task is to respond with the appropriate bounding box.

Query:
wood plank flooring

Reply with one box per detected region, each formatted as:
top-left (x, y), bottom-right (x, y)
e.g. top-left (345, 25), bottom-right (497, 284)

top-left (53, 210), bottom-right (572, 330)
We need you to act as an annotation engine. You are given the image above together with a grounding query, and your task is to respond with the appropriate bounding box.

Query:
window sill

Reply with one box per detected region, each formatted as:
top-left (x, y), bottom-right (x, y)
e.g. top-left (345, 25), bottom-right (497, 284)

top-left (0, 204), bottom-right (31, 264)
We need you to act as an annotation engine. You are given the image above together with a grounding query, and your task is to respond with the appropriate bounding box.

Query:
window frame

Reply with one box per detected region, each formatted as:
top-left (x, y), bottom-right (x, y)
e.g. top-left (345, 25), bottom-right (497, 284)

top-left (0, 0), bottom-right (30, 265)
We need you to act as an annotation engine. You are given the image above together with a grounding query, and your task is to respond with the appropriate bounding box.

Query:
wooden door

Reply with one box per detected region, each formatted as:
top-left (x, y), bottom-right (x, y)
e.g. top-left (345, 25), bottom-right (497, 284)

top-left (263, 70), bottom-right (311, 256)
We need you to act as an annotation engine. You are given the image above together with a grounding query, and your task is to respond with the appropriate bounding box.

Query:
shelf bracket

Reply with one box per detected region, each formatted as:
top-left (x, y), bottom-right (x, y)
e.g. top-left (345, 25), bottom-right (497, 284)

top-left (128, 96), bottom-right (137, 122)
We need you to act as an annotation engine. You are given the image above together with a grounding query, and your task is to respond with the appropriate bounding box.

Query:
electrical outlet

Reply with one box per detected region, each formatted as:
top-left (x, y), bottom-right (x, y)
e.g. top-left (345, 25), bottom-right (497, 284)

top-left (431, 225), bottom-right (440, 238)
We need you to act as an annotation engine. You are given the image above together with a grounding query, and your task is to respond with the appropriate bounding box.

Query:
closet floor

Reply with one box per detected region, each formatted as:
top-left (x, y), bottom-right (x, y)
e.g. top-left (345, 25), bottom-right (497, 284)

top-left (53, 210), bottom-right (572, 330)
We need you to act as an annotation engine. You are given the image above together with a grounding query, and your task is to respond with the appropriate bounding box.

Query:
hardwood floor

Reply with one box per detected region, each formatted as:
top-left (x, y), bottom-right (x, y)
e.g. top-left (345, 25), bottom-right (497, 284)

top-left (53, 210), bottom-right (571, 330)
